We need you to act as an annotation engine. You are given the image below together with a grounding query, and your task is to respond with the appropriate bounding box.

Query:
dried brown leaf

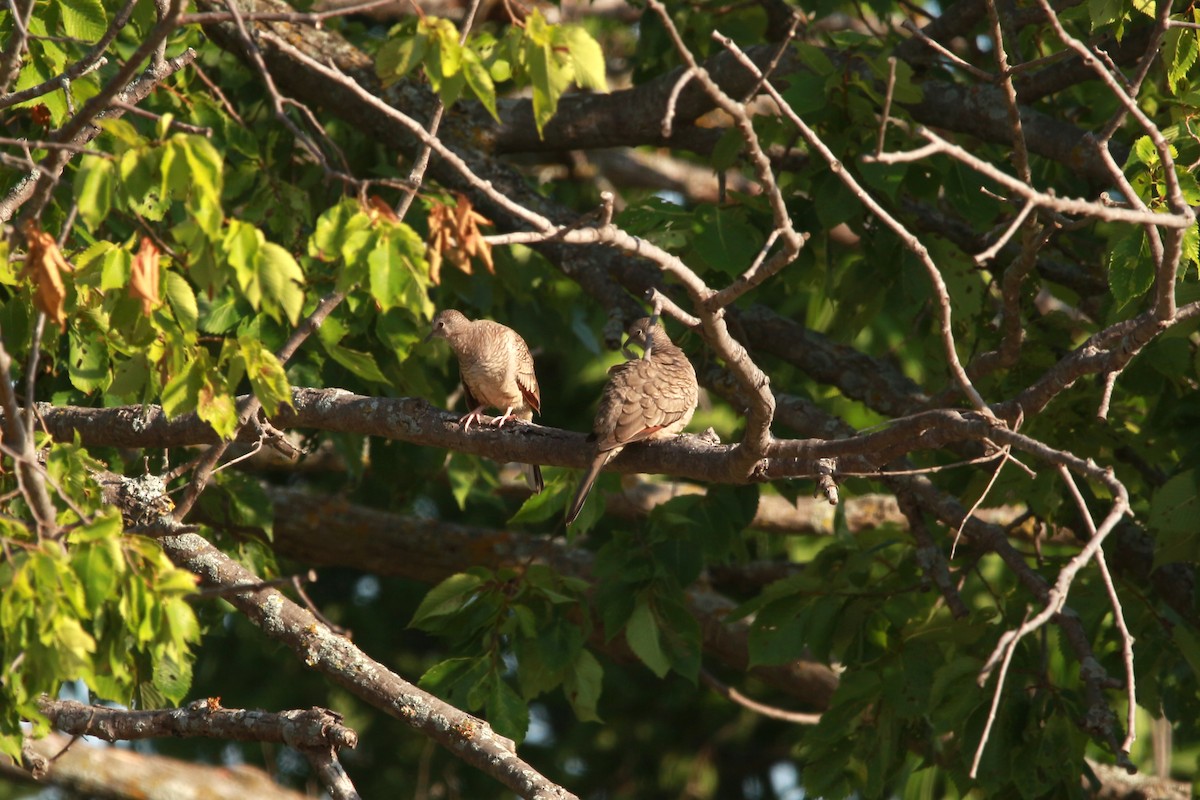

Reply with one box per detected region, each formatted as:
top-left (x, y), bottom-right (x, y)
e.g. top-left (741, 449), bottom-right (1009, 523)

top-left (425, 195), bottom-right (495, 283)
top-left (130, 236), bottom-right (161, 316)
top-left (21, 223), bottom-right (74, 330)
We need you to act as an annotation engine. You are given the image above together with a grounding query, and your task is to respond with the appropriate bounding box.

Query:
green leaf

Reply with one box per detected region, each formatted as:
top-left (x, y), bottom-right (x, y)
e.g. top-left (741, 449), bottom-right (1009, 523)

top-left (199, 471), bottom-right (275, 541)
top-left (625, 595), bottom-right (670, 678)
top-left (485, 677), bottom-right (529, 742)
top-left (69, 327), bottom-right (109, 394)
top-left (323, 340), bottom-right (389, 384)
top-left (691, 206), bottom-right (764, 277)
top-left (99, 118), bottom-right (143, 149)
top-left (434, 34), bottom-right (463, 78)
top-left (55, 616), bottom-right (97, 674)
top-left (508, 471), bottom-right (569, 524)
top-left (239, 337), bottom-right (292, 416)
top-left (1181, 223), bottom-right (1200, 280)
top-left (199, 291), bottom-right (243, 334)
top-left (60, 0), bottom-right (107, 41)
top-left (410, 572), bottom-right (487, 629)
top-left (559, 25), bottom-right (608, 91)
top-left (258, 242), bottom-right (306, 326)
top-left (1174, 625), bottom-right (1200, 683)
top-left (748, 594), bottom-right (812, 667)
top-left (779, 69), bottom-right (831, 117)
top-left (74, 156), bottom-right (114, 231)
top-left (1176, 168), bottom-right (1200, 207)
top-left (310, 199), bottom-right (372, 262)
top-left (1108, 228), bottom-right (1153, 309)
top-left (563, 650), bottom-right (603, 722)
top-left (224, 219), bottom-right (262, 304)
top-left (1165, 27), bottom-right (1198, 94)
top-left (164, 270), bottom-right (198, 332)
top-left (159, 138), bottom-right (188, 201)
top-left (197, 379), bottom-right (238, 439)
top-left (1150, 469), bottom-right (1200, 568)
top-left (1087, 0), bottom-right (1123, 31)
top-left (711, 127), bottom-right (744, 173)
top-left (76, 539), bottom-right (121, 614)
top-left (813, 168), bottom-right (861, 229)
top-left (419, 657), bottom-right (484, 699)
top-left (151, 651), bottom-right (193, 705)
top-left (119, 148), bottom-right (169, 221)
top-left (376, 34), bottom-right (429, 85)
top-left (100, 245), bottom-right (131, 292)
top-left (1132, 135), bottom-right (1157, 167)
top-left (654, 591), bottom-right (701, 682)
top-left (368, 234), bottom-right (411, 313)
top-left (161, 360), bottom-right (202, 418)
top-left (536, 617), bottom-right (585, 673)
top-left (462, 49), bottom-right (499, 120)
top-left (525, 12), bottom-right (573, 138)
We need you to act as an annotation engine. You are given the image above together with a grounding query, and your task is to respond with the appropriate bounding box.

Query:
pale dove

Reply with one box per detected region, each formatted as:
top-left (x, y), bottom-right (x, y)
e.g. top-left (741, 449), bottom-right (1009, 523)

top-left (427, 309), bottom-right (544, 493)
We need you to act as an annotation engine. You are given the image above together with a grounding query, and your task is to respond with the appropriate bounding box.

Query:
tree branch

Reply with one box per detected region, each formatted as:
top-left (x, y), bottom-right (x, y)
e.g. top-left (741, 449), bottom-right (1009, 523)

top-left (99, 474), bottom-right (580, 800)
top-left (37, 698), bottom-right (357, 750)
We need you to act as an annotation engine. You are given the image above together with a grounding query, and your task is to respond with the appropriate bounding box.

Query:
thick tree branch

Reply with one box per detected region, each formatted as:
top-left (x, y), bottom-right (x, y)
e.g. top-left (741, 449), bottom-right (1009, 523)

top-left (38, 699), bottom-right (358, 750)
top-left (19, 389), bottom-right (1032, 484)
top-left (3, 732), bottom-right (311, 800)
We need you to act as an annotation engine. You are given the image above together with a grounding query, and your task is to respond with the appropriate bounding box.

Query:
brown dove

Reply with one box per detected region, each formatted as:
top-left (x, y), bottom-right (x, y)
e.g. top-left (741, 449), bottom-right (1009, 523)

top-left (565, 317), bottom-right (698, 525)
top-left (426, 309), bottom-right (543, 493)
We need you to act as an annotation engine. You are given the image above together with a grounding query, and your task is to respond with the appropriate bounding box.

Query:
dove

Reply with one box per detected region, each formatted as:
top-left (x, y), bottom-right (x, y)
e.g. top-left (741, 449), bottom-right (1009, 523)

top-left (565, 317), bottom-right (698, 525)
top-left (426, 309), bottom-right (544, 493)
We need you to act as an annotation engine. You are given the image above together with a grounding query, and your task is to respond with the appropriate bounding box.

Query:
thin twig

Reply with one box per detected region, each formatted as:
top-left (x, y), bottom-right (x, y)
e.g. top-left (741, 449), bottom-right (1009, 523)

top-left (983, 0), bottom-right (1031, 185)
top-left (661, 68), bottom-right (697, 139)
top-left (1057, 464), bottom-right (1136, 756)
top-left (975, 199), bottom-right (1036, 265)
top-left (971, 608), bottom-right (1029, 777)
top-left (700, 668), bottom-right (821, 724)
top-left (951, 445), bottom-right (1012, 559)
top-left (1096, 370), bottom-right (1119, 421)
top-left (900, 18), bottom-right (993, 80)
top-left (867, 127), bottom-right (1192, 230)
top-left (876, 56), bottom-right (897, 156)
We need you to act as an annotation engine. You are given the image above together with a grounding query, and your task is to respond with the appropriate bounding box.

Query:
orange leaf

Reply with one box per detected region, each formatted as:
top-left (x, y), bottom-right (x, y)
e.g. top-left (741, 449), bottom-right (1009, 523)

top-left (426, 195), bottom-right (497, 279)
top-left (20, 223), bottom-right (74, 329)
top-left (453, 195), bottom-right (494, 274)
top-left (130, 236), bottom-right (161, 316)
top-left (364, 194), bottom-right (400, 223)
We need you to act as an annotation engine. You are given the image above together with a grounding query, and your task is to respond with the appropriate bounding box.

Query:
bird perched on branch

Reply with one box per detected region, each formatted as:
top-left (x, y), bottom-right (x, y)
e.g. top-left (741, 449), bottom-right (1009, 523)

top-left (566, 317), bottom-right (698, 525)
top-left (426, 309), bottom-right (544, 493)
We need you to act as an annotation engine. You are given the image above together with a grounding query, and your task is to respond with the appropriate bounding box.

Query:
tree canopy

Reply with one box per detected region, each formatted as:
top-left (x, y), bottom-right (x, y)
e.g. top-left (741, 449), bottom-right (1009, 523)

top-left (1, 0), bottom-right (1198, 796)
